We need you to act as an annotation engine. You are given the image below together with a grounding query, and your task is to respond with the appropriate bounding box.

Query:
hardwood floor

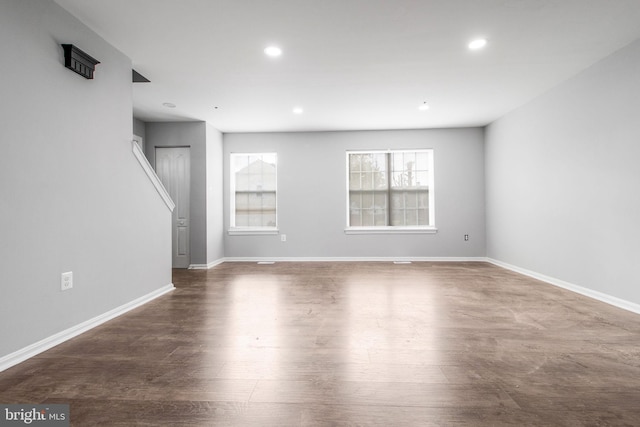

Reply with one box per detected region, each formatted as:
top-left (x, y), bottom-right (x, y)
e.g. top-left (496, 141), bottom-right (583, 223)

top-left (2, 262), bottom-right (640, 426)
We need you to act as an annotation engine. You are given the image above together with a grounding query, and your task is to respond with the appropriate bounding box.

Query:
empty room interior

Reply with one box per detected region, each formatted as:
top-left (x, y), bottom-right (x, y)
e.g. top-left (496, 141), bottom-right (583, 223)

top-left (2, 0), bottom-right (640, 425)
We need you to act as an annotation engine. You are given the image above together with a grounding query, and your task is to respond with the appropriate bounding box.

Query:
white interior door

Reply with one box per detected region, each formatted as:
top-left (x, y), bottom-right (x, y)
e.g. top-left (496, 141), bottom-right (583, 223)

top-left (155, 147), bottom-right (190, 268)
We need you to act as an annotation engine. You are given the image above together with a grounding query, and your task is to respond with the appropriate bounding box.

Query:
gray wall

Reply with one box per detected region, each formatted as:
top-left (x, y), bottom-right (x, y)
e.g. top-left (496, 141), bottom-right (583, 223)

top-left (485, 39), bottom-right (640, 305)
top-left (133, 117), bottom-right (146, 139)
top-left (224, 129), bottom-right (486, 258)
top-left (146, 121), bottom-right (225, 266)
top-left (0, 1), bottom-right (172, 358)
top-left (146, 122), bottom-right (208, 266)
top-left (206, 124), bottom-right (225, 264)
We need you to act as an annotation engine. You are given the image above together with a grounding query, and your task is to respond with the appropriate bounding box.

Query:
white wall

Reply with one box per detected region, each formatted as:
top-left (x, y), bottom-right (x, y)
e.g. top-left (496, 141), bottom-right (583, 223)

top-left (224, 129), bottom-right (486, 258)
top-left (0, 1), bottom-right (172, 358)
top-left (485, 39), bottom-right (640, 305)
top-left (206, 124), bottom-right (225, 265)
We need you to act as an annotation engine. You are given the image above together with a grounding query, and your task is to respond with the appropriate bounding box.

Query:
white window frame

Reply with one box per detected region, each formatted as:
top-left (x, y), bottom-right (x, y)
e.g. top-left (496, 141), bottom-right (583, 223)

top-left (229, 152), bottom-right (278, 235)
top-left (345, 149), bottom-right (436, 234)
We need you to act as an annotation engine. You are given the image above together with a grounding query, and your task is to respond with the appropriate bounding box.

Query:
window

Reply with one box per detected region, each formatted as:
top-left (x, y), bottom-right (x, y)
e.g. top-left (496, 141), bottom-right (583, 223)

top-left (230, 153), bottom-right (277, 233)
top-left (346, 149), bottom-right (435, 233)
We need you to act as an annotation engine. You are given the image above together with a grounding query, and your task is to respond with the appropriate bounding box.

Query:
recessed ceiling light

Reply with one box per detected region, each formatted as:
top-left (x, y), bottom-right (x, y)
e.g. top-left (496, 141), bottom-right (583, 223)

top-left (162, 102), bottom-right (176, 108)
top-left (468, 38), bottom-right (488, 50)
top-left (292, 107), bottom-right (304, 114)
top-left (418, 102), bottom-right (429, 111)
top-left (264, 46), bottom-right (282, 57)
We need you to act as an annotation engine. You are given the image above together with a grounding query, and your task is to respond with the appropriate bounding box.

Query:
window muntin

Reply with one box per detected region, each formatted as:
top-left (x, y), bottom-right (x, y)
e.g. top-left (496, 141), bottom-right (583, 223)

top-left (230, 153), bottom-right (277, 229)
top-left (347, 150), bottom-right (434, 229)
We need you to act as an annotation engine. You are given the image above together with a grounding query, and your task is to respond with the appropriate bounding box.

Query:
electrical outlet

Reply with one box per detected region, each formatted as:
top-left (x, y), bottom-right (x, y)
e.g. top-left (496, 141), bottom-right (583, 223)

top-left (61, 271), bottom-right (73, 291)
top-left (280, 234), bottom-right (287, 242)
top-left (464, 234), bottom-right (469, 241)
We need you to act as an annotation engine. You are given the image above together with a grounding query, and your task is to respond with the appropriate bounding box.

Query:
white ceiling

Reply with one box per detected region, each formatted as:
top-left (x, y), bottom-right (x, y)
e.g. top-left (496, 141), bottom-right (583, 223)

top-left (54, 0), bottom-right (640, 133)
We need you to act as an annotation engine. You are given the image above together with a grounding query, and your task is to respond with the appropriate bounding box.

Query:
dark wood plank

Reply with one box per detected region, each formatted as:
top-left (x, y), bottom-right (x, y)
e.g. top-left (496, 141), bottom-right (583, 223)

top-left (1, 261), bottom-right (640, 425)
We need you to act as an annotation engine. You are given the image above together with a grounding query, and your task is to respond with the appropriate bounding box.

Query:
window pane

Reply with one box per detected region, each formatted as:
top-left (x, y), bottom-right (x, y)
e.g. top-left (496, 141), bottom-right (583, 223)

top-left (416, 152), bottom-right (428, 171)
top-left (235, 172), bottom-right (249, 191)
top-left (403, 152), bottom-right (416, 170)
top-left (418, 208), bottom-right (428, 225)
top-left (391, 192), bottom-right (404, 209)
top-left (349, 192), bottom-right (362, 210)
top-left (374, 208), bottom-right (387, 226)
top-left (362, 172), bottom-right (374, 190)
top-left (405, 191), bottom-right (416, 208)
top-left (405, 209), bottom-right (417, 225)
top-left (374, 214), bottom-right (386, 226)
top-left (347, 150), bottom-right (433, 228)
top-left (233, 155), bottom-right (249, 172)
top-left (246, 193), bottom-right (261, 210)
top-left (350, 210), bottom-right (361, 227)
top-left (261, 191), bottom-right (274, 203)
top-left (263, 213), bottom-right (276, 227)
top-left (390, 171), bottom-right (403, 188)
top-left (390, 209), bottom-right (404, 226)
top-left (392, 152), bottom-right (404, 173)
top-left (349, 172), bottom-right (361, 190)
top-left (374, 192), bottom-right (387, 209)
top-left (261, 171), bottom-right (277, 192)
top-left (371, 153), bottom-right (386, 172)
top-left (261, 153), bottom-right (277, 166)
top-left (362, 209), bottom-right (374, 226)
top-left (373, 171), bottom-right (386, 189)
top-left (361, 154), bottom-right (374, 172)
top-left (416, 171), bottom-right (428, 187)
top-left (418, 191), bottom-right (428, 208)
top-left (246, 173), bottom-right (260, 191)
top-left (248, 213), bottom-right (262, 227)
top-left (362, 193), bottom-right (374, 209)
top-left (231, 153), bottom-right (277, 228)
top-left (249, 154), bottom-right (263, 168)
top-left (235, 193), bottom-right (248, 210)
top-left (349, 154), bottom-right (362, 172)
top-left (236, 213), bottom-right (249, 227)
top-left (374, 192), bottom-right (387, 226)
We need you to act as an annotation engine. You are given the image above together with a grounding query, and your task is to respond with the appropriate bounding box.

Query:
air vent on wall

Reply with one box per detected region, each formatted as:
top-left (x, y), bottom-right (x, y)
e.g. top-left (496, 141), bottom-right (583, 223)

top-left (61, 44), bottom-right (100, 79)
top-left (132, 69), bottom-right (150, 83)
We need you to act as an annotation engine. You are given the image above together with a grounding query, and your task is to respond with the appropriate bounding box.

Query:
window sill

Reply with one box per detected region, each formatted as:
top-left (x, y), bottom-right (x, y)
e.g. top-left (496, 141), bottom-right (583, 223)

top-left (344, 226), bottom-right (438, 235)
top-left (228, 228), bottom-right (279, 236)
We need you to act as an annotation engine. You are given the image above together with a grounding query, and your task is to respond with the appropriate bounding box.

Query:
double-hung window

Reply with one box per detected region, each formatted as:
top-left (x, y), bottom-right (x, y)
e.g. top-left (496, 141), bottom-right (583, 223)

top-left (346, 149), bottom-right (435, 233)
top-left (230, 153), bottom-right (277, 233)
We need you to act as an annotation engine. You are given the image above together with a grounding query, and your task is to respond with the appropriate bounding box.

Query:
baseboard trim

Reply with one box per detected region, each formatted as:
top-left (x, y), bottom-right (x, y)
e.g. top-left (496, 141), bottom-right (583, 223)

top-left (0, 284), bottom-right (175, 373)
top-left (189, 259), bottom-right (225, 270)
top-left (487, 258), bottom-right (640, 315)
top-left (224, 256), bottom-right (488, 263)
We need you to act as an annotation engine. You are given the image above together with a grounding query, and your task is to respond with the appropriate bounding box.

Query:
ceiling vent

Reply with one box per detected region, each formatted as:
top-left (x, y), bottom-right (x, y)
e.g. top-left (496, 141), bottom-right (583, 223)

top-left (132, 69), bottom-right (150, 83)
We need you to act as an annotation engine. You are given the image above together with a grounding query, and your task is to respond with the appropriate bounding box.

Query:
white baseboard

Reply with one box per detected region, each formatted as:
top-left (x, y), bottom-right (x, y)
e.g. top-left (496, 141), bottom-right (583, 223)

top-left (189, 258), bottom-right (225, 270)
top-left (0, 284), bottom-right (175, 373)
top-left (487, 258), bottom-right (640, 315)
top-left (223, 256), bottom-right (488, 263)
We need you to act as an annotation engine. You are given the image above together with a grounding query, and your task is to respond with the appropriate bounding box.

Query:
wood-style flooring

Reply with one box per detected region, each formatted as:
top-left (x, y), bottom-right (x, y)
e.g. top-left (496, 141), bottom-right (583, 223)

top-left (2, 262), bottom-right (640, 426)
